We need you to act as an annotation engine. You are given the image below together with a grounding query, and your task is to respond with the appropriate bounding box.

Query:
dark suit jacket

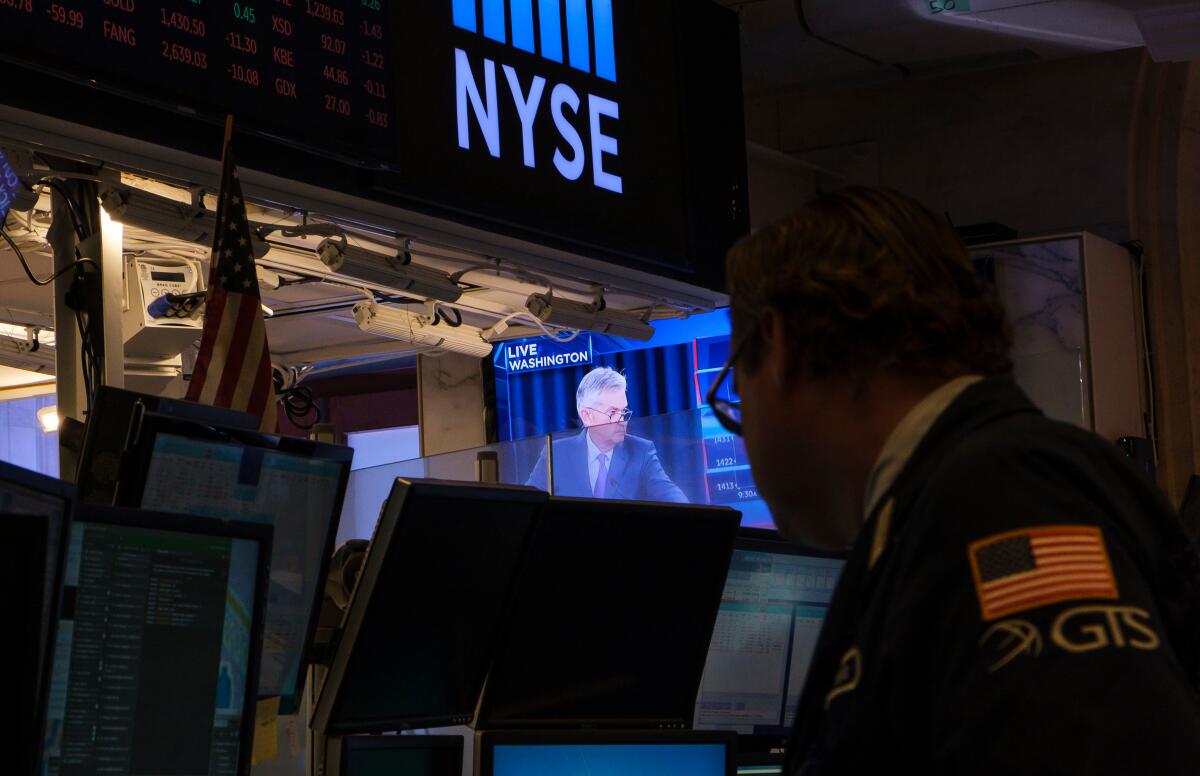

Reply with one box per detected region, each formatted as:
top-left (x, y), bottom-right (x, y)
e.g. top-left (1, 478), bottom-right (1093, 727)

top-left (525, 430), bottom-right (688, 503)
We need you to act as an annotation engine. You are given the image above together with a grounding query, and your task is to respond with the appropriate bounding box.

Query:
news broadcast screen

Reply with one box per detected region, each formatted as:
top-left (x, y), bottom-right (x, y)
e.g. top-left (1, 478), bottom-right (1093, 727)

top-left (493, 310), bottom-right (772, 528)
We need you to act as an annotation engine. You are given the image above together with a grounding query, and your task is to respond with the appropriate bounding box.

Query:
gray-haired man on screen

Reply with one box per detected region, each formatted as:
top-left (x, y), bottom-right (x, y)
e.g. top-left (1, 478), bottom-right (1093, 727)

top-left (526, 367), bottom-right (687, 503)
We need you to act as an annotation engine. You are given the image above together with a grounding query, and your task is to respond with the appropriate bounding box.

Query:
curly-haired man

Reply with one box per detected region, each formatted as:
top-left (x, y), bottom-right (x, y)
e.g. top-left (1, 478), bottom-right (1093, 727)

top-left (709, 187), bottom-right (1200, 774)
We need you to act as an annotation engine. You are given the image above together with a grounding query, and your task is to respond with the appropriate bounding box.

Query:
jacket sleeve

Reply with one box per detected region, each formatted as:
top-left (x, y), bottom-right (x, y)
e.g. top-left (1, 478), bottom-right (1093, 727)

top-left (638, 443), bottom-right (689, 504)
top-left (880, 444), bottom-right (1200, 775)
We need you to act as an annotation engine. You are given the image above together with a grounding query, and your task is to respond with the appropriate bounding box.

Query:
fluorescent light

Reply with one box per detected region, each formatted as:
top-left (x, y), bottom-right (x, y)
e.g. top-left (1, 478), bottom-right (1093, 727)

top-left (101, 186), bottom-right (268, 257)
top-left (352, 301), bottom-right (493, 358)
top-left (318, 238), bottom-right (463, 304)
top-left (0, 322), bottom-right (54, 348)
top-left (37, 405), bottom-right (59, 433)
top-left (525, 293), bottom-right (654, 341)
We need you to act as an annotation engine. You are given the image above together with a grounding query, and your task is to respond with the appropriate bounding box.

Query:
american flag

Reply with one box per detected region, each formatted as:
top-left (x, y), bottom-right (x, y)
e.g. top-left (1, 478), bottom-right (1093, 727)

top-left (186, 140), bottom-right (277, 432)
top-left (969, 525), bottom-right (1118, 621)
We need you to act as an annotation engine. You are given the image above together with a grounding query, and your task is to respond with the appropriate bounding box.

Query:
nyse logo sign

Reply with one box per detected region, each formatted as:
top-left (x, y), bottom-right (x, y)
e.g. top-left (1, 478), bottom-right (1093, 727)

top-left (452, 0), bottom-right (624, 194)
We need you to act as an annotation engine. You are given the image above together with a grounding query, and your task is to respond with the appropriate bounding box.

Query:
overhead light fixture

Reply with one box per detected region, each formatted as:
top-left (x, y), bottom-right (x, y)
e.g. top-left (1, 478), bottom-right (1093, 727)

top-left (317, 236), bottom-right (463, 304)
top-left (525, 293), bottom-right (654, 342)
top-left (0, 324), bottom-right (55, 372)
top-left (37, 405), bottom-right (59, 433)
top-left (100, 186), bottom-right (268, 257)
top-left (352, 301), bottom-right (493, 358)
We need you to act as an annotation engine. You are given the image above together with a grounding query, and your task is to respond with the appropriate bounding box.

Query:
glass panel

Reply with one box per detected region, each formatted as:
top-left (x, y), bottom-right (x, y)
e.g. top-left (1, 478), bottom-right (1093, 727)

top-left (422, 436), bottom-right (551, 491)
top-left (0, 393), bottom-right (59, 477)
top-left (336, 436), bottom-right (552, 547)
top-left (540, 408), bottom-right (773, 528)
top-left (336, 457), bottom-right (426, 546)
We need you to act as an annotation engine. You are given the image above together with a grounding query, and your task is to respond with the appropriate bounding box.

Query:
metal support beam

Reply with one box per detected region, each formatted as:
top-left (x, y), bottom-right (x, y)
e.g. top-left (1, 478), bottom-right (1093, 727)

top-left (99, 208), bottom-right (125, 389)
top-left (47, 189), bottom-right (84, 476)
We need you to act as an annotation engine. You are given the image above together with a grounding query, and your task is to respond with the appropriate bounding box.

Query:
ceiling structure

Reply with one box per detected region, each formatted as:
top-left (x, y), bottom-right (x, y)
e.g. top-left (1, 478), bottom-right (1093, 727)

top-left (0, 151), bottom-right (714, 391)
top-left (720, 0), bottom-right (1175, 98)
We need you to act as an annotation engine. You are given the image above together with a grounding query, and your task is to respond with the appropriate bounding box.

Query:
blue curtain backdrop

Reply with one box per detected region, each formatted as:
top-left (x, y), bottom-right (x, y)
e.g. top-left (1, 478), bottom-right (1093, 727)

top-left (500, 342), bottom-right (698, 440)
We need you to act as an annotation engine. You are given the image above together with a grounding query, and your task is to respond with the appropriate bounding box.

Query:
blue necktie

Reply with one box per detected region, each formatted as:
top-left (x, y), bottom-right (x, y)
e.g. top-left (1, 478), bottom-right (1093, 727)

top-left (594, 453), bottom-right (609, 499)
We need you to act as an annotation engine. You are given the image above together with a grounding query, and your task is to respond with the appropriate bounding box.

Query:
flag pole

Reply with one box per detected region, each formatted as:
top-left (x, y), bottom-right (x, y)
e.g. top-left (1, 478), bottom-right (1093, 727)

top-left (220, 114), bottom-right (235, 167)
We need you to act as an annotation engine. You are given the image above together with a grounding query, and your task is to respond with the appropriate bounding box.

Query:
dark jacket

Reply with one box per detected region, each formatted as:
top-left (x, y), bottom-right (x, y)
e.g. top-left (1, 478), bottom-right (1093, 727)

top-left (788, 378), bottom-right (1200, 775)
top-left (525, 430), bottom-right (687, 503)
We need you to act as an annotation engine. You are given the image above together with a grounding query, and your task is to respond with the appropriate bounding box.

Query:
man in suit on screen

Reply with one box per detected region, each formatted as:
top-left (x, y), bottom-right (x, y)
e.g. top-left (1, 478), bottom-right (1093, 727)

top-left (526, 367), bottom-right (688, 503)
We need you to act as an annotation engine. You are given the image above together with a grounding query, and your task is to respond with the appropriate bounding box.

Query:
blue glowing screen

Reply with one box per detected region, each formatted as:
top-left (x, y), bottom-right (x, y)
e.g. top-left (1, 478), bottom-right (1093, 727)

top-left (491, 743), bottom-right (726, 776)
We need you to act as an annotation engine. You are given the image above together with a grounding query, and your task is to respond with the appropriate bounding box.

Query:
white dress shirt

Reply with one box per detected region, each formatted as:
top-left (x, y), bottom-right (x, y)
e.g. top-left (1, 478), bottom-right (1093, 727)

top-left (862, 375), bottom-right (983, 520)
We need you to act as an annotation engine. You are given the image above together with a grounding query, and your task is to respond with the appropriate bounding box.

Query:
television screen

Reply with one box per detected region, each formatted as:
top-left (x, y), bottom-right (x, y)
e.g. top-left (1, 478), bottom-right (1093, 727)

top-left (492, 310), bottom-right (773, 527)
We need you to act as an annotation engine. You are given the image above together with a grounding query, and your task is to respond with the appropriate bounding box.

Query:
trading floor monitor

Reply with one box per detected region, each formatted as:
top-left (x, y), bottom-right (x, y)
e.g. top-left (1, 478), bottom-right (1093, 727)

top-left (476, 498), bottom-right (741, 727)
top-left (314, 480), bottom-right (545, 735)
top-left (333, 735), bottom-right (464, 776)
top-left (40, 506), bottom-right (271, 776)
top-left (75, 386), bottom-right (258, 505)
top-left (693, 528), bottom-right (846, 749)
top-left (0, 461), bottom-right (73, 776)
top-left (476, 731), bottom-right (737, 776)
top-left (117, 412), bottom-right (352, 712)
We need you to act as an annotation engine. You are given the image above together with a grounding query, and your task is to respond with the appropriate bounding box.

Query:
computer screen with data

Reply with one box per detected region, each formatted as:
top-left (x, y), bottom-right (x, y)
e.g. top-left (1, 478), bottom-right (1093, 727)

top-left (694, 531), bottom-right (845, 738)
top-left (41, 508), bottom-right (269, 776)
top-left (480, 732), bottom-right (735, 776)
top-left (131, 423), bottom-right (350, 711)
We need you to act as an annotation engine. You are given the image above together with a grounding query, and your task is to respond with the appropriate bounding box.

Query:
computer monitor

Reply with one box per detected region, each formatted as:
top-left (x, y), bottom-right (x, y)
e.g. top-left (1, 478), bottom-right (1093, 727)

top-left (334, 735), bottom-right (464, 776)
top-left (116, 412), bottom-right (352, 712)
top-left (476, 498), bottom-right (741, 727)
top-left (314, 480), bottom-right (545, 735)
top-left (76, 386), bottom-right (259, 505)
top-left (0, 460), bottom-right (73, 776)
top-left (40, 505), bottom-right (271, 776)
top-left (693, 528), bottom-right (846, 748)
top-left (476, 731), bottom-right (737, 776)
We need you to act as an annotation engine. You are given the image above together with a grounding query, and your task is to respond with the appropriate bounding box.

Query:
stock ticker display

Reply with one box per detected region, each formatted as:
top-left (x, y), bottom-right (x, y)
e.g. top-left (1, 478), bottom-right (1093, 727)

top-left (694, 333), bottom-right (771, 526)
top-left (0, 0), bottom-right (398, 161)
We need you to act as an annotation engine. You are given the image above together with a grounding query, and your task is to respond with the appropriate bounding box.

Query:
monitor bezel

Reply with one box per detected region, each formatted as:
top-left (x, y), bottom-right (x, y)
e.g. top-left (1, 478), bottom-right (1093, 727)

top-left (76, 387), bottom-right (259, 506)
top-left (60, 504), bottom-right (274, 776)
top-left (476, 729), bottom-right (738, 776)
top-left (0, 459), bottom-right (76, 775)
top-left (338, 734), bottom-right (465, 776)
top-left (702, 527), bottom-right (848, 755)
top-left (475, 497), bottom-right (742, 729)
top-left (112, 411), bottom-right (353, 714)
top-left (314, 478), bottom-right (548, 735)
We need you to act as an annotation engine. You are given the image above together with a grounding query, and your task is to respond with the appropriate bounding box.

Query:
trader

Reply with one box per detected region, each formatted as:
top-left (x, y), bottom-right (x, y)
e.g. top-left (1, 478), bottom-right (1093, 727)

top-left (526, 367), bottom-right (687, 503)
top-left (709, 187), bottom-right (1200, 773)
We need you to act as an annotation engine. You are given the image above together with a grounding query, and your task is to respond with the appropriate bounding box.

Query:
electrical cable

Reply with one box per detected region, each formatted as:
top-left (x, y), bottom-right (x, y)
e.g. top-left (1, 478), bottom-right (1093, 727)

top-left (0, 228), bottom-right (98, 286)
top-left (277, 383), bottom-right (322, 430)
top-left (434, 305), bottom-right (463, 327)
top-left (488, 311), bottom-right (580, 343)
top-left (38, 180), bottom-right (89, 242)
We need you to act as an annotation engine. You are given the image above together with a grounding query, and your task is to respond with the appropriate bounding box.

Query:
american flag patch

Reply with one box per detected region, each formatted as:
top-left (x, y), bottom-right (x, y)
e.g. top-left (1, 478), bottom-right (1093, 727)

top-left (968, 525), bottom-right (1118, 621)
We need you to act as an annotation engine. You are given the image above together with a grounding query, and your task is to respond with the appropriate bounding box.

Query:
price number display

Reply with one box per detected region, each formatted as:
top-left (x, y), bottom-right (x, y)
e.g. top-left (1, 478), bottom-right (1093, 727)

top-left (0, 0), bottom-right (397, 161)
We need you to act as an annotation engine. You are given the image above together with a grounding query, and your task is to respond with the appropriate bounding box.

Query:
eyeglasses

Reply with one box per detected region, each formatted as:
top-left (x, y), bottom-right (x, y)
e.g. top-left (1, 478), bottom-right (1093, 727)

top-left (585, 406), bottom-right (634, 423)
top-left (706, 327), bottom-right (756, 436)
